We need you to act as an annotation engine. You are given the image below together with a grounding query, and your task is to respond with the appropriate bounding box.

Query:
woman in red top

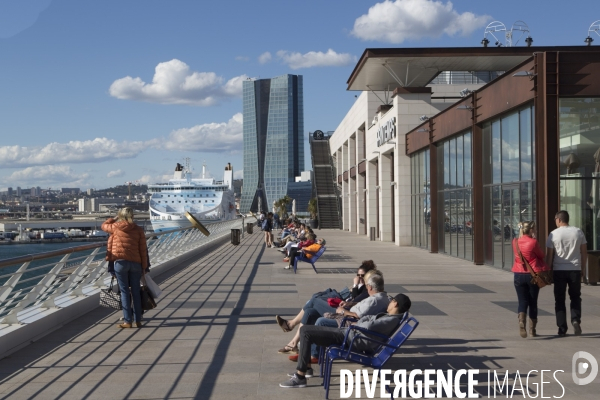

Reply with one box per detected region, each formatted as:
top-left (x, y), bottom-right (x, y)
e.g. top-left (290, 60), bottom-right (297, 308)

top-left (512, 221), bottom-right (550, 338)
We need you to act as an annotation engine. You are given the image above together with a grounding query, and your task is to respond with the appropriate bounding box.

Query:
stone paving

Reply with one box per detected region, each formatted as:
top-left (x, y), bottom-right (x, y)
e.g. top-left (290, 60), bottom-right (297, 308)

top-left (0, 229), bottom-right (600, 399)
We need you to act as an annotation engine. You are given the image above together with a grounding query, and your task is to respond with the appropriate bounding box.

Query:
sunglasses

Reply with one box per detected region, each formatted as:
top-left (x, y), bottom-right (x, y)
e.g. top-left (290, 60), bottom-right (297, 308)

top-left (356, 274), bottom-right (365, 277)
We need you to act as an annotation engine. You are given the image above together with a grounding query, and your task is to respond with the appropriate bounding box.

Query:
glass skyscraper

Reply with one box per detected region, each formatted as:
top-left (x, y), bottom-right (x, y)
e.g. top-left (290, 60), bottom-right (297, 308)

top-left (241, 75), bottom-right (304, 213)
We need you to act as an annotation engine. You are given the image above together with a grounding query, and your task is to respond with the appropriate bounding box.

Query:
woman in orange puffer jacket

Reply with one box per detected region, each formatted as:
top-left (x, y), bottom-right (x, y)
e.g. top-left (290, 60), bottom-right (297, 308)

top-left (102, 207), bottom-right (148, 329)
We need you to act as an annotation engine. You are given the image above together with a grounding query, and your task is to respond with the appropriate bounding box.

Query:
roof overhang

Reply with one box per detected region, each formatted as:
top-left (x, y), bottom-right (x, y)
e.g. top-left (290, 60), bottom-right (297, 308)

top-left (347, 46), bottom-right (600, 91)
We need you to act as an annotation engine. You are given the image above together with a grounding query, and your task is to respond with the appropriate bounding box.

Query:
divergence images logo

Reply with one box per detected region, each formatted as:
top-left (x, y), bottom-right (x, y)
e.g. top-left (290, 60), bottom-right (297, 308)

top-left (572, 351), bottom-right (598, 386)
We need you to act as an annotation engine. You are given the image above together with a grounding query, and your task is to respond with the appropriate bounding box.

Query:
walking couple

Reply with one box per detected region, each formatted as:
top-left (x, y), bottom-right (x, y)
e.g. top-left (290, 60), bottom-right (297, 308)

top-left (512, 210), bottom-right (587, 337)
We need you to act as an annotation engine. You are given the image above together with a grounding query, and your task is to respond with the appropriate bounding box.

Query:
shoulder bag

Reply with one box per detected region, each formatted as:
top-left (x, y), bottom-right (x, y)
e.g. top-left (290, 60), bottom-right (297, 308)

top-left (100, 277), bottom-right (122, 310)
top-left (514, 239), bottom-right (553, 288)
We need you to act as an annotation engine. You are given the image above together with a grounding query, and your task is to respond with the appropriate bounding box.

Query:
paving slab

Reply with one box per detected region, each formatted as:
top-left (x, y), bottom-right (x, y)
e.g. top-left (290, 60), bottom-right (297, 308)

top-left (1, 230), bottom-right (600, 399)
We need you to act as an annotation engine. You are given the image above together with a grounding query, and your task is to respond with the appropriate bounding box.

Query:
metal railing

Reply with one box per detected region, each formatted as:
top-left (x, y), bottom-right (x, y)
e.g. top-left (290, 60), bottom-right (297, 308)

top-left (0, 217), bottom-right (252, 326)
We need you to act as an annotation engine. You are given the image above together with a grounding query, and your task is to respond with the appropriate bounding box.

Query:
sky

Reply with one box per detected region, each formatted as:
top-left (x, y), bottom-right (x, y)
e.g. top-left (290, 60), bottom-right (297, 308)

top-left (0, 0), bottom-right (596, 191)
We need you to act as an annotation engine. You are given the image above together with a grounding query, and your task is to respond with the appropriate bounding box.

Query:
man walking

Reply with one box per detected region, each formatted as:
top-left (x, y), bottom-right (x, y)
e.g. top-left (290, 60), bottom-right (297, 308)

top-left (545, 210), bottom-right (587, 337)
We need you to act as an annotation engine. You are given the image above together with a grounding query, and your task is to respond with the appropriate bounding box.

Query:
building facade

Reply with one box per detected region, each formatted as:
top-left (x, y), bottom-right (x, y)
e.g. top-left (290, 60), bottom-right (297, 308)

top-left (330, 46), bottom-right (600, 273)
top-left (240, 74), bottom-right (304, 213)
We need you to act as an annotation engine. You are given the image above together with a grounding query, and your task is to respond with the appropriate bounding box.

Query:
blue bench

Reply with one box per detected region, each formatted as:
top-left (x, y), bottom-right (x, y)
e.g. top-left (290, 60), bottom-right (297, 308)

top-left (321, 313), bottom-right (419, 399)
top-left (293, 246), bottom-right (326, 274)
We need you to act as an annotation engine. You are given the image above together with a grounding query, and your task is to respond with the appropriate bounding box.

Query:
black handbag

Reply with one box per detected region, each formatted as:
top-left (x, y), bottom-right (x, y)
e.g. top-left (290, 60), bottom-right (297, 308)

top-left (100, 277), bottom-right (122, 310)
top-left (140, 276), bottom-right (157, 311)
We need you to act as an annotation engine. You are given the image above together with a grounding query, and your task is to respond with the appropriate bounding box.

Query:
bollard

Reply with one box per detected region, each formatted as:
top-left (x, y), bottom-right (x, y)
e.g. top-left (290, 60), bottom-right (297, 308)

top-left (369, 227), bottom-right (376, 241)
top-left (246, 223), bottom-right (253, 234)
top-left (231, 229), bottom-right (241, 245)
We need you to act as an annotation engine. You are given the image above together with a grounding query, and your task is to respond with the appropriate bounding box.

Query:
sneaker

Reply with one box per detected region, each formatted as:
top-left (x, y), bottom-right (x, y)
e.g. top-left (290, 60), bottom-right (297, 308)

top-left (288, 368), bottom-right (314, 378)
top-left (572, 321), bottom-right (582, 336)
top-left (284, 265), bottom-right (290, 269)
top-left (279, 373), bottom-right (307, 388)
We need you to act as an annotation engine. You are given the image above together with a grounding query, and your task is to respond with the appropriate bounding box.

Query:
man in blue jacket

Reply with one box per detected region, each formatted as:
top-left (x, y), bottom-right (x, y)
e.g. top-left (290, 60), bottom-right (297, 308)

top-left (279, 293), bottom-right (411, 388)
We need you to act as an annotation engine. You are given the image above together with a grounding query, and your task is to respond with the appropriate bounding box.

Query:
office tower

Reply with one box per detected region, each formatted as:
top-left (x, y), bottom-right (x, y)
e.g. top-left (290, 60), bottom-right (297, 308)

top-left (7, 187), bottom-right (12, 197)
top-left (240, 74), bottom-right (304, 213)
top-left (16, 187), bottom-right (21, 197)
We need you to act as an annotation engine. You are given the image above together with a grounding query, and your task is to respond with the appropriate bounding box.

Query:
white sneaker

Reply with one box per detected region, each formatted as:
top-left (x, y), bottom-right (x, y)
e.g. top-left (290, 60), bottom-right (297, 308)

top-left (284, 265), bottom-right (290, 269)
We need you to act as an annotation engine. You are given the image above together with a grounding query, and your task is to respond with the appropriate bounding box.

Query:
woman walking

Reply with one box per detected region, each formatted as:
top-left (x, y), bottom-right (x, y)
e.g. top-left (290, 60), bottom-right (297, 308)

top-left (102, 207), bottom-right (148, 328)
top-left (512, 221), bottom-right (549, 338)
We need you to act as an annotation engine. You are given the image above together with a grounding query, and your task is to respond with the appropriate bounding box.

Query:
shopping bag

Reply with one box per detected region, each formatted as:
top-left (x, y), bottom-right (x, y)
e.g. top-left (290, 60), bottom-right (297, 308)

top-left (99, 277), bottom-right (122, 310)
top-left (144, 275), bottom-right (162, 299)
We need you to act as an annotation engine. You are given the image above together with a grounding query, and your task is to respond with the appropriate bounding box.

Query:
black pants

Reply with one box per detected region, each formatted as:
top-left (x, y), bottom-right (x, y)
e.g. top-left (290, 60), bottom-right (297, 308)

top-left (288, 247), bottom-right (301, 267)
top-left (297, 325), bottom-right (345, 373)
top-left (553, 270), bottom-right (582, 332)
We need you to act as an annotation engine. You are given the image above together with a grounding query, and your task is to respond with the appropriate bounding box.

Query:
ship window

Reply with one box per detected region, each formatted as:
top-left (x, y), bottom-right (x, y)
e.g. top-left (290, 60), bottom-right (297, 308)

top-left (172, 201), bottom-right (174, 203)
top-left (213, 194), bottom-right (216, 197)
top-left (179, 201), bottom-right (181, 203)
top-left (205, 200), bottom-right (207, 203)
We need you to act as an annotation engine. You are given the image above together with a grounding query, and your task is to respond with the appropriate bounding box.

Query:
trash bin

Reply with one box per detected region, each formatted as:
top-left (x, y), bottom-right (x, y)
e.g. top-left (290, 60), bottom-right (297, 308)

top-left (246, 223), bottom-right (253, 234)
top-left (369, 227), bottom-right (376, 241)
top-left (231, 229), bottom-right (241, 245)
top-left (586, 251), bottom-right (600, 285)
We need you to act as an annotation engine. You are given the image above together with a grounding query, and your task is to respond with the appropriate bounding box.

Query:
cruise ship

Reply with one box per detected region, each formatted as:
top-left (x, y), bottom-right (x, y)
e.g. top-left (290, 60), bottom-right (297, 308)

top-left (148, 160), bottom-right (237, 232)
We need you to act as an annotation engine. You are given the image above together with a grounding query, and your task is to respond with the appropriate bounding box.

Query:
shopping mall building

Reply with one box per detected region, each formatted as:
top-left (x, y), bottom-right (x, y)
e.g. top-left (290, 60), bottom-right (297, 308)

top-left (329, 46), bottom-right (600, 270)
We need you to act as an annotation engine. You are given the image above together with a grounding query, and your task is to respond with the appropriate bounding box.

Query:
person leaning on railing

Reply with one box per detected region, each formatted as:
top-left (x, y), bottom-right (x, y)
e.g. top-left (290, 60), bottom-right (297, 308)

top-left (102, 207), bottom-right (148, 329)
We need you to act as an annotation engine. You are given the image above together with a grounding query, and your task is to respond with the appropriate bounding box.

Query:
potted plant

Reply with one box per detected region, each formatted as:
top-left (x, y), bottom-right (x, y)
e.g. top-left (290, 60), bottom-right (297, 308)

top-left (308, 198), bottom-right (318, 229)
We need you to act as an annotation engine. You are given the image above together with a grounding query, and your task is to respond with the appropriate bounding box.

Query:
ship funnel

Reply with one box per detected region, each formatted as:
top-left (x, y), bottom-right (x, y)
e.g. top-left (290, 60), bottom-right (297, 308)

top-left (224, 163), bottom-right (233, 189)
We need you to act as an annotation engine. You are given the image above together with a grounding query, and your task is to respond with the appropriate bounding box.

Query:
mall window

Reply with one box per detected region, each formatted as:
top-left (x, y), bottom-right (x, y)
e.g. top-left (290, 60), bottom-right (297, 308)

top-left (411, 149), bottom-right (430, 250)
top-left (482, 105), bottom-right (535, 270)
top-left (559, 98), bottom-right (600, 251)
top-left (437, 131), bottom-right (473, 261)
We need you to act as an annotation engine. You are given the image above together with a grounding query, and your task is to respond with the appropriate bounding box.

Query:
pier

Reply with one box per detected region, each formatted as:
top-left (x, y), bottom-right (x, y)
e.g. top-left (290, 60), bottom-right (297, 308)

top-left (0, 229), bottom-right (600, 399)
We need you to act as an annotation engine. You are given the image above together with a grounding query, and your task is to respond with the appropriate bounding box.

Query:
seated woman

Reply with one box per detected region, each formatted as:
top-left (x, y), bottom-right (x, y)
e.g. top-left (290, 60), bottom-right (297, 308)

top-left (274, 262), bottom-right (377, 354)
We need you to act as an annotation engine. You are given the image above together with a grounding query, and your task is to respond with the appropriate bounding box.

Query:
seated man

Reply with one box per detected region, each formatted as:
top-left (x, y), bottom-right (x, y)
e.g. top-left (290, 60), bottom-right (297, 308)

top-left (279, 294), bottom-right (412, 388)
top-left (299, 272), bottom-right (388, 362)
top-left (284, 236), bottom-right (324, 269)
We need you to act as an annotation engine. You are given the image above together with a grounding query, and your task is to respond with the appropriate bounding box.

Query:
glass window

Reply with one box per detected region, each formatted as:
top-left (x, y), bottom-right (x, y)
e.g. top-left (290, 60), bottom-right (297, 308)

top-left (520, 108), bottom-right (532, 181)
top-left (502, 113), bottom-right (520, 183)
top-left (457, 135), bottom-right (464, 188)
top-left (559, 98), bottom-right (600, 251)
top-left (464, 132), bottom-right (472, 187)
top-left (492, 120), bottom-right (501, 184)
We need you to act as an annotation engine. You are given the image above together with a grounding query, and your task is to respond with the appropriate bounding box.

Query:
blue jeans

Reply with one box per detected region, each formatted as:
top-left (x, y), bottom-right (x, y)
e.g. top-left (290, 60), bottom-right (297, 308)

top-left (311, 317), bottom-right (340, 357)
top-left (114, 259), bottom-right (143, 324)
top-left (514, 272), bottom-right (540, 319)
top-left (301, 298), bottom-right (337, 325)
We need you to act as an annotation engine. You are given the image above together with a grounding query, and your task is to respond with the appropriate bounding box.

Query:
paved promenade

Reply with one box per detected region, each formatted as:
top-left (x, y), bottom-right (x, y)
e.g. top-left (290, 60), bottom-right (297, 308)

top-left (0, 229), bottom-right (599, 399)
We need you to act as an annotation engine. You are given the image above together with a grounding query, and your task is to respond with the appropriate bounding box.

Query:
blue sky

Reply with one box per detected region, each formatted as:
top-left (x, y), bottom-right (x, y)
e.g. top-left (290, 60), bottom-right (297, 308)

top-left (0, 0), bottom-right (596, 191)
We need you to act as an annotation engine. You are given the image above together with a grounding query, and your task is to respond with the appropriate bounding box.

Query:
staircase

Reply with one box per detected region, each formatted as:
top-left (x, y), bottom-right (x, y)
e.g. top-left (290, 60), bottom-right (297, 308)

top-left (310, 136), bottom-right (341, 229)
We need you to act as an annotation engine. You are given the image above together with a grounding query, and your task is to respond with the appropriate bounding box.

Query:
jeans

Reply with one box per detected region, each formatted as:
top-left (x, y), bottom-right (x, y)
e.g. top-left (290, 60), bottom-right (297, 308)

top-left (311, 317), bottom-right (340, 357)
top-left (297, 325), bottom-right (346, 373)
top-left (514, 273), bottom-right (540, 319)
top-left (301, 299), bottom-right (337, 325)
top-left (553, 270), bottom-right (582, 332)
top-left (114, 259), bottom-right (143, 324)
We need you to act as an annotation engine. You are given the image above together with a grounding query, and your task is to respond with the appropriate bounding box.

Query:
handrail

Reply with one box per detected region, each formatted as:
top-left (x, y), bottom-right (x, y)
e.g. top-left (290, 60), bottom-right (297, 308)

top-left (0, 224), bottom-right (193, 270)
top-left (0, 217), bottom-right (254, 327)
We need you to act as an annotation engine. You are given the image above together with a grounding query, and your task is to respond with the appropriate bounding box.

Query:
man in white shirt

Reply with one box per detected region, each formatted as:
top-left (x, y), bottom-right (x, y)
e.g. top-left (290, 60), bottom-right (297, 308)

top-left (545, 210), bottom-right (587, 337)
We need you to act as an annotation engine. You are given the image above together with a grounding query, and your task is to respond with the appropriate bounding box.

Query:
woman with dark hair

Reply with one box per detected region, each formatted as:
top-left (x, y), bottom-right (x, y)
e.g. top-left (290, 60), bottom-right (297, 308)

top-left (512, 221), bottom-right (549, 338)
top-left (102, 207), bottom-right (148, 328)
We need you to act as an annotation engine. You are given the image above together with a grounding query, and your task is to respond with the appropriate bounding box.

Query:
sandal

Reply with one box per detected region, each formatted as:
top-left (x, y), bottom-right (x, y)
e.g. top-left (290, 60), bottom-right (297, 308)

top-left (276, 315), bottom-right (292, 332)
top-left (277, 344), bottom-right (299, 354)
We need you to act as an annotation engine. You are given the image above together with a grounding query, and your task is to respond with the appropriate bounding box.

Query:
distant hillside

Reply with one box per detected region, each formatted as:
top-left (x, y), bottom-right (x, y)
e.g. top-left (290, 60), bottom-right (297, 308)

top-left (93, 184), bottom-right (149, 196)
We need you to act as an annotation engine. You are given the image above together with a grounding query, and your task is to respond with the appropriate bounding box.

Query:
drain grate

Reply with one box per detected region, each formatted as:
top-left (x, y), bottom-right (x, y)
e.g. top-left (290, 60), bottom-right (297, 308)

top-left (317, 268), bottom-right (356, 274)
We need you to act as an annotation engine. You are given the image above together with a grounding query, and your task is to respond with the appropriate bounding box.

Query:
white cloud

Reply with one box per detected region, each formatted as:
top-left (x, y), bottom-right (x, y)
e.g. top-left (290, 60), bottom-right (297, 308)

top-left (235, 56), bottom-right (249, 61)
top-left (138, 174), bottom-right (172, 185)
top-left (107, 169), bottom-right (125, 178)
top-left (0, 138), bottom-right (148, 168)
top-left (351, 0), bottom-right (491, 43)
top-left (234, 169), bottom-right (243, 179)
top-left (276, 49), bottom-right (356, 70)
top-left (258, 52), bottom-right (272, 64)
top-left (7, 165), bottom-right (90, 186)
top-left (158, 113), bottom-right (243, 153)
top-left (109, 59), bottom-right (248, 106)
